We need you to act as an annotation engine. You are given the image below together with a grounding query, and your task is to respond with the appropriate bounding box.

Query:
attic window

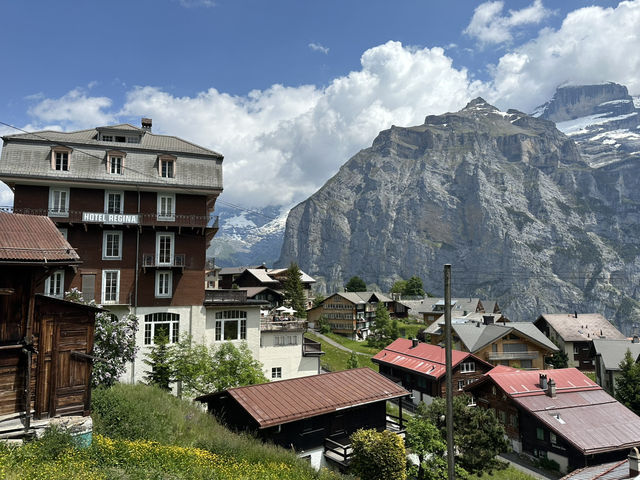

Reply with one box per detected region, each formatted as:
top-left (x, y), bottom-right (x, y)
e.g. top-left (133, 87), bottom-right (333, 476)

top-left (107, 150), bottom-right (126, 175)
top-left (158, 155), bottom-right (177, 178)
top-left (51, 147), bottom-right (72, 171)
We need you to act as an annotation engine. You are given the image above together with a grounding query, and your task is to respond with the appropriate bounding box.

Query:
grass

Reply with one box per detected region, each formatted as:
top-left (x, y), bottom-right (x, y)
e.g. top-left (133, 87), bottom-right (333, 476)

top-left (323, 332), bottom-right (380, 355)
top-left (469, 466), bottom-right (538, 480)
top-left (305, 332), bottom-right (377, 372)
top-left (0, 384), bottom-right (346, 480)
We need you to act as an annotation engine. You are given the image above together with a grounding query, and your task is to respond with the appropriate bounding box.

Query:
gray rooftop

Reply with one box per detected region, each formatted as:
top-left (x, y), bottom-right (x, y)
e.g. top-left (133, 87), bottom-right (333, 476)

top-left (537, 313), bottom-right (626, 342)
top-left (454, 322), bottom-right (559, 353)
top-left (592, 339), bottom-right (640, 371)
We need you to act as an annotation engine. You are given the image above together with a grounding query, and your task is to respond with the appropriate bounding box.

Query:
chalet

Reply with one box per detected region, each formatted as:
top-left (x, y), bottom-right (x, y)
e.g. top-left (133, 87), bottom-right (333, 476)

top-left (466, 366), bottom-right (640, 474)
top-left (203, 289), bottom-right (323, 380)
top-left (307, 292), bottom-right (409, 339)
top-left (372, 338), bottom-right (493, 406)
top-left (0, 212), bottom-right (99, 436)
top-left (560, 448), bottom-right (640, 479)
top-left (420, 298), bottom-right (490, 325)
top-left (592, 338), bottom-right (640, 395)
top-left (440, 320), bottom-right (559, 370)
top-left (196, 368), bottom-right (409, 470)
top-left (534, 313), bottom-right (626, 370)
top-left (423, 312), bottom-right (506, 342)
top-left (0, 119), bottom-right (223, 384)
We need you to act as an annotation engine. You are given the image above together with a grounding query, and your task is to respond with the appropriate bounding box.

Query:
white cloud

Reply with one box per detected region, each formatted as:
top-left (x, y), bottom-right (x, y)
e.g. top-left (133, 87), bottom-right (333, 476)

top-left (489, 0), bottom-right (640, 112)
top-left (0, 183), bottom-right (12, 207)
top-left (175, 0), bottom-right (215, 7)
top-left (464, 0), bottom-right (551, 46)
top-left (308, 42), bottom-right (329, 54)
top-left (27, 88), bottom-right (115, 131)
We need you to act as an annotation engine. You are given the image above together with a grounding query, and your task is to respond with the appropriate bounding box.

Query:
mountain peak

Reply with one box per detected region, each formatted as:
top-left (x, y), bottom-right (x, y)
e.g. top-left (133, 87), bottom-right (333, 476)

top-left (463, 97), bottom-right (497, 112)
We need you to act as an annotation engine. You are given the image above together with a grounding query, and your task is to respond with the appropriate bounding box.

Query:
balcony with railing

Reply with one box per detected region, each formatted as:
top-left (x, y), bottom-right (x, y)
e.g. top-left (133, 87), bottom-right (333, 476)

top-left (486, 350), bottom-right (539, 361)
top-left (260, 318), bottom-right (307, 332)
top-left (302, 337), bottom-right (324, 357)
top-left (142, 253), bottom-right (186, 271)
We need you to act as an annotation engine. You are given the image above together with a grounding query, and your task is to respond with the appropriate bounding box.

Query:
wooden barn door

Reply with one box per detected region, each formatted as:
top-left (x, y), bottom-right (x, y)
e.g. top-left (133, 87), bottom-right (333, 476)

top-left (36, 317), bottom-right (93, 418)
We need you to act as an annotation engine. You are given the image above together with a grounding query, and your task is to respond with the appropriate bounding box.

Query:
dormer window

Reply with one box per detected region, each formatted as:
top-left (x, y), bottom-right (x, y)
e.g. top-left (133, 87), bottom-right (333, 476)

top-left (102, 135), bottom-right (113, 142)
top-left (107, 150), bottom-right (126, 175)
top-left (51, 147), bottom-right (72, 171)
top-left (159, 155), bottom-right (176, 178)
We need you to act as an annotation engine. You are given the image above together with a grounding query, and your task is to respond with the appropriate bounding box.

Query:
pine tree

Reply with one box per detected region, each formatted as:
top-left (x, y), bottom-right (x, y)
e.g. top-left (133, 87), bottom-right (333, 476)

top-left (368, 302), bottom-right (392, 348)
top-left (615, 348), bottom-right (640, 415)
top-left (283, 262), bottom-right (307, 318)
top-left (345, 276), bottom-right (367, 292)
top-left (347, 351), bottom-right (359, 369)
top-left (143, 335), bottom-right (172, 391)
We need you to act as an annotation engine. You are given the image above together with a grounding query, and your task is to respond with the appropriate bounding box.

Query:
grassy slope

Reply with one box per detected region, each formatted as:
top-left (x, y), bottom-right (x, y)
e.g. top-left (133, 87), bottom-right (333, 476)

top-left (305, 332), bottom-right (377, 372)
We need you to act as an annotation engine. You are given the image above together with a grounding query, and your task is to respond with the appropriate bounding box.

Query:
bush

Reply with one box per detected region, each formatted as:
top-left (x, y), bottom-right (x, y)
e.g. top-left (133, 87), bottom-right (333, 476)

top-left (536, 457), bottom-right (560, 472)
top-left (350, 429), bottom-right (406, 480)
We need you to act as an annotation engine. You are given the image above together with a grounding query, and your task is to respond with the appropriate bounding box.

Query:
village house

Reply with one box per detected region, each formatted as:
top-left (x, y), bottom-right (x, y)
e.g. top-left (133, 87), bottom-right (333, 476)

top-left (432, 319), bottom-right (559, 370)
top-left (418, 298), bottom-right (499, 325)
top-left (534, 313), bottom-right (626, 370)
top-left (0, 119), bottom-right (223, 383)
top-left (307, 292), bottom-right (409, 339)
top-left (465, 366), bottom-right (640, 474)
top-left (592, 338), bottom-right (640, 395)
top-left (202, 289), bottom-right (323, 380)
top-left (372, 338), bottom-right (493, 406)
top-left (195, 368), bottom-right (409, 470)
top-left (560, 448), bottom-right (640, 479)
top-left (0, 212), bottom-right (99, 437)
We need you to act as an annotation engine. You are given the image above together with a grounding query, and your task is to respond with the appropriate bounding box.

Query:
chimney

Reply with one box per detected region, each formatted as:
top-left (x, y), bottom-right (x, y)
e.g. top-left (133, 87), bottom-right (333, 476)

top-left (483, 315), bottom-right (494, 325)
top-left (629, 447), bottom-right (640, 477)
top-left (539, 374), bottom-right (548, 390)
top-left (411, 338), bottom-right (419, 348)
top-left (547, 378), bottom-right (556, 398)
top-left (141, 118), bottom-right (152, 131)
top-left (574, 311), bottom-right (578, 318)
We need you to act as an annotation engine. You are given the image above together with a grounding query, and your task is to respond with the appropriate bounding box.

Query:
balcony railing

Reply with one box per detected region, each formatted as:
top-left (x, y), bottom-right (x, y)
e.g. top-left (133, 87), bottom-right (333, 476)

top-left (13, 208), bottom-right (218, 229)
top-left (260, 319), bottom-right (307, 332)
top-left (487, 351), bottom-right (539, 361)
top-left (142, 253), bottom-right (186, 268)
top-left (204, 289), bottom-right (248, 304)
top-left (324, 436), bottom-right (353, 467)
top-left (302, 337), bottom-right (324, 356)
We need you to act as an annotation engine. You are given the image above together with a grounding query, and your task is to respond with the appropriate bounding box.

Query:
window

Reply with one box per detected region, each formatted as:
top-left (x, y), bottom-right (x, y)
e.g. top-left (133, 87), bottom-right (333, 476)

top-left (102, 135), bottom-right (113, 142)
top-left (460, 361), bottom-right (475, 373)
top-left (550, 432), bottom-right (558, 446)
top-left (157, 193), bottom-right (175, 221)
top-left (510, 414), bottom-right (518, 428)
top-left (144, 312), bottom-right (180, 345)
top-left (57, 227), bottom-right (68, 240)
top-left (104, 191), bottom-right (124, 214)
top-left (107, 152), bottom-right (125, 175)
top-left (102, 270), bottom-right (120, 303)
top-left (102, 231), bottom-right (122, 259)
top-left (159, 156), bottom-right (176, 178)
top-left (156, 233), bottom-right (174, 265)
top-left (272, 367), bottom-right (282, 379)
top-left (498, 410), bottom-right (507, 424)
top-left (214, 310), bottom-right (247, 341)
top-left (573, 345), bottom-right (579, 355)
top-left (48, 187), bottom-right (69, 217)
top-left (467, 394), bottom-right (476, 406)
top-left (45, 270), bottom-right (64, 298)
top-left (51, 147), bottom-right (71, 171)
top-left (273, 335), bottom-right (298, 346)
top-left (155, 271), bottom-right (173, 297)
top-left (457, 380), bottom-right (465, 390)
top-left (536, 427), bottom-right (545, 441)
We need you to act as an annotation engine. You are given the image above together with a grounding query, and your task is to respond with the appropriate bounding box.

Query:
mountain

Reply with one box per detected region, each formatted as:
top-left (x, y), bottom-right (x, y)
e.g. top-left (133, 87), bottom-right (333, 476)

top-left (278, 86), bottom-right (640, 333)
top-left (208, 204), bottom-right (287, 267)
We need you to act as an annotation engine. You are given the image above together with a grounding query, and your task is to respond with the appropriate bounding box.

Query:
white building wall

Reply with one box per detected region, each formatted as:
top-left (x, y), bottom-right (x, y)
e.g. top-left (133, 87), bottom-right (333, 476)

top-left (547, 451), bottom-right (569, 474)
top-left (259, 330), bottom-right (319, 380)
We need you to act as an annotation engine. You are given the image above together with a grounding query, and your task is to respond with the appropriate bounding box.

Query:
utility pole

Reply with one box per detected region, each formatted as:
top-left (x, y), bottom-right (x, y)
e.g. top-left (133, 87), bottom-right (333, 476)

top-left (444, 264), bottom-right (455, 479)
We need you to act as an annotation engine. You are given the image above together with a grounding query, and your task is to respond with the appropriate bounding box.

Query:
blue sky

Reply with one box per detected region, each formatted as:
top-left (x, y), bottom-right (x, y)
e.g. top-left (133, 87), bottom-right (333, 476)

top-left (0, 0), bottom-right (636, 210)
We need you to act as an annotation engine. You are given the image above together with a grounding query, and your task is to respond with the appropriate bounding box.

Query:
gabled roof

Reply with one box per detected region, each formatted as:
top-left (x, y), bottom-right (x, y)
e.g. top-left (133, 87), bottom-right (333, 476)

top-left (0, 212), bottom-right (80, 264)
top-left (240, 286), bottom-right (284, 299)
top-left (372, 338), bottom-right (492, 380)
top-left (267, 268), bottom-right (315, 284)
top-left (561, 458), bottom-right (637, 479)
top-left (536, 313), bottom-right (626, 342)
top-left (244, 268), bottom-right (280, 284)
top-left (334, 291), bottom-right (394, 304)
top-left (195, 368), bottom-right (408, 429)
top-left (218, 266), bottom-right (262, 275)
top-left (453, 322), bottom-right (558, 353)
top-left (592, 339), bottom-right (640, 371)
top-left (468, 367), bottom-right (640, 456)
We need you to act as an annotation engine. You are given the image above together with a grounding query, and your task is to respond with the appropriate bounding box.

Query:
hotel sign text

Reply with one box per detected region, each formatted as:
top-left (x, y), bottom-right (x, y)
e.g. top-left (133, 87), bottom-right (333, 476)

top-left (82, 212), bottom-right (140, 225)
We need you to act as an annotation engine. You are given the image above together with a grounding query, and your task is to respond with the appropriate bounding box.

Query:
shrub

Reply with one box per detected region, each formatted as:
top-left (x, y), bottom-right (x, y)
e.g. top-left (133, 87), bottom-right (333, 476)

top-left (350, 429), bottom-right (406, 480)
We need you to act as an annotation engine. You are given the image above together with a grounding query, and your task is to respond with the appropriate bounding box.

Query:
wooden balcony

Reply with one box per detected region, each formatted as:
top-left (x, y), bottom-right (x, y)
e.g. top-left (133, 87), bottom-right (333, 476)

top-left (302, 337), bottom-right (324, 357)
top-left (487, 351), bottom-right (539, 361)
top-left (142, 253), bottom-right (186, 271)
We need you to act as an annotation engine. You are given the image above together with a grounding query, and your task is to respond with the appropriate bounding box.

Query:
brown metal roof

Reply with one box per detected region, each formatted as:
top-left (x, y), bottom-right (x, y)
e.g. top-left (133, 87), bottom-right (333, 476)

top-left (197, 368), bottom-right (409, 429)
top-left (0, 212), bottom-right (80, 263)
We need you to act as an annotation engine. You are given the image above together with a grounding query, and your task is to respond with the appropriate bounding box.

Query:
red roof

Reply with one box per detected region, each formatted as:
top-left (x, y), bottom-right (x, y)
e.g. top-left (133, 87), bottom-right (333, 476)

top-left (196, 368), bottom-right (409, 429)
top-left (0, 212), bottom-right (80, 263)
top-left (372, 338), bottom-right (491, 380)
top-left (484, 367), bottom-right (599, 397)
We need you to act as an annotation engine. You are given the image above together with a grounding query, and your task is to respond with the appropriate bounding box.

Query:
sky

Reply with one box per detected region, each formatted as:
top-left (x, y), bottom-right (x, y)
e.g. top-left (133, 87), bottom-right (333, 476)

top-left (1, 0), bottom-right (638, 212)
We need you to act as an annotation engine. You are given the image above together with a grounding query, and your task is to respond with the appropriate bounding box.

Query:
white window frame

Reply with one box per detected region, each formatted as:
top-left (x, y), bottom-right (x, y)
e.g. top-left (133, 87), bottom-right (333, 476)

top-left (157, 193), bottom-right (176, 221)
top-left (271, 367), bottom-right (282, 379)
top-left (48, 187), bottom-right (70, 217)
top-left (460, 361), bottom-right (475, 373)
top-left (102, 231), bottom-right (123, 260)
top-left (155, 270), bottom-right (173, 298)
top-left (51, 147), bottom-right (71, 171)
top-left (158, 155), bottom-right (176, 178)
top-left (144, 313), bottom-right (180, 345)
top-left (156, 232), bottom-right (175, 266)
top-left (102, 269), bottom-right (120, 304)
top-left (104, 190), bottom-right (124, 214)
top-left (107, 151), bottom-right (125, 175)
top-left (44, 270), bottom-right (64, 298)
top-left (214, 310), bottom-right (247, 341)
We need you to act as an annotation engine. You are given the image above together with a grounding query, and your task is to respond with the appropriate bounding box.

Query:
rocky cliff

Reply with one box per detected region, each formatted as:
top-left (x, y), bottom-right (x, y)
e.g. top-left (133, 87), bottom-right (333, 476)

top-left (278, 89), bottom-right (640, 333)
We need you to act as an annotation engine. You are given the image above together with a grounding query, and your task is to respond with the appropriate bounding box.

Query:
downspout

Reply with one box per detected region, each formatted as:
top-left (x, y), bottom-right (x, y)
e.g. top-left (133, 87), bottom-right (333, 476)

top-left (131, 188), bottom-right (141, 384)
top-left (23, 277), bottom-right (36, 432)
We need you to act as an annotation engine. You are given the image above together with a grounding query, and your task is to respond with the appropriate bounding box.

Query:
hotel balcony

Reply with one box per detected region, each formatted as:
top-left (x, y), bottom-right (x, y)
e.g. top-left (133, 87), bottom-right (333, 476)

top-left (486, 351), bottom-right (539, 361)
top-left (142, 253), bottom-right (186, 271)
top-left (260, 319), bottom-right (308, 332)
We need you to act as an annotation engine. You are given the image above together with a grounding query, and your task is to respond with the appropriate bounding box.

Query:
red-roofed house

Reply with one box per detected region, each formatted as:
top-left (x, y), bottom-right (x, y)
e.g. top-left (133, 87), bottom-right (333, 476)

top-left (465, 366), bottom-right (640, 474)
top-left (372, 338), bottom-right (493, 406)
top-left (195, 368), bottom-right (409, 470)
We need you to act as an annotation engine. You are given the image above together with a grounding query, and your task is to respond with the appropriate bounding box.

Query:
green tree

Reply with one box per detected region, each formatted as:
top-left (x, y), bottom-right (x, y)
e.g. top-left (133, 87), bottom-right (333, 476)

top-left (391, 280), bottom-right (408, 295)
top-left (368, 302), bottom-right (393, 348)
top-left (546, 350), bottom-right (568, 369)
top-left (345, 276), bottom-right (367, 292)
top-left (419, 396), bottom-right (509, 475)
top-left (347, 351), bottom-right (359, 369)
top-left (312, 294), bottom-right (326, 308)
top-left (350, 429), bottom-right (406, 480)
top-left (615, 349), bottom-right (640, 415)
top-left (390, 318), bottom-right (400, 341)
top-left (171, 338), bottom-right (267, 397)
top-left (143, 335), bottom-right (172, 391)
top-left (404, 276), bottom-right (425, 296)
top-left (283, 262), bottom-right (307, 318)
